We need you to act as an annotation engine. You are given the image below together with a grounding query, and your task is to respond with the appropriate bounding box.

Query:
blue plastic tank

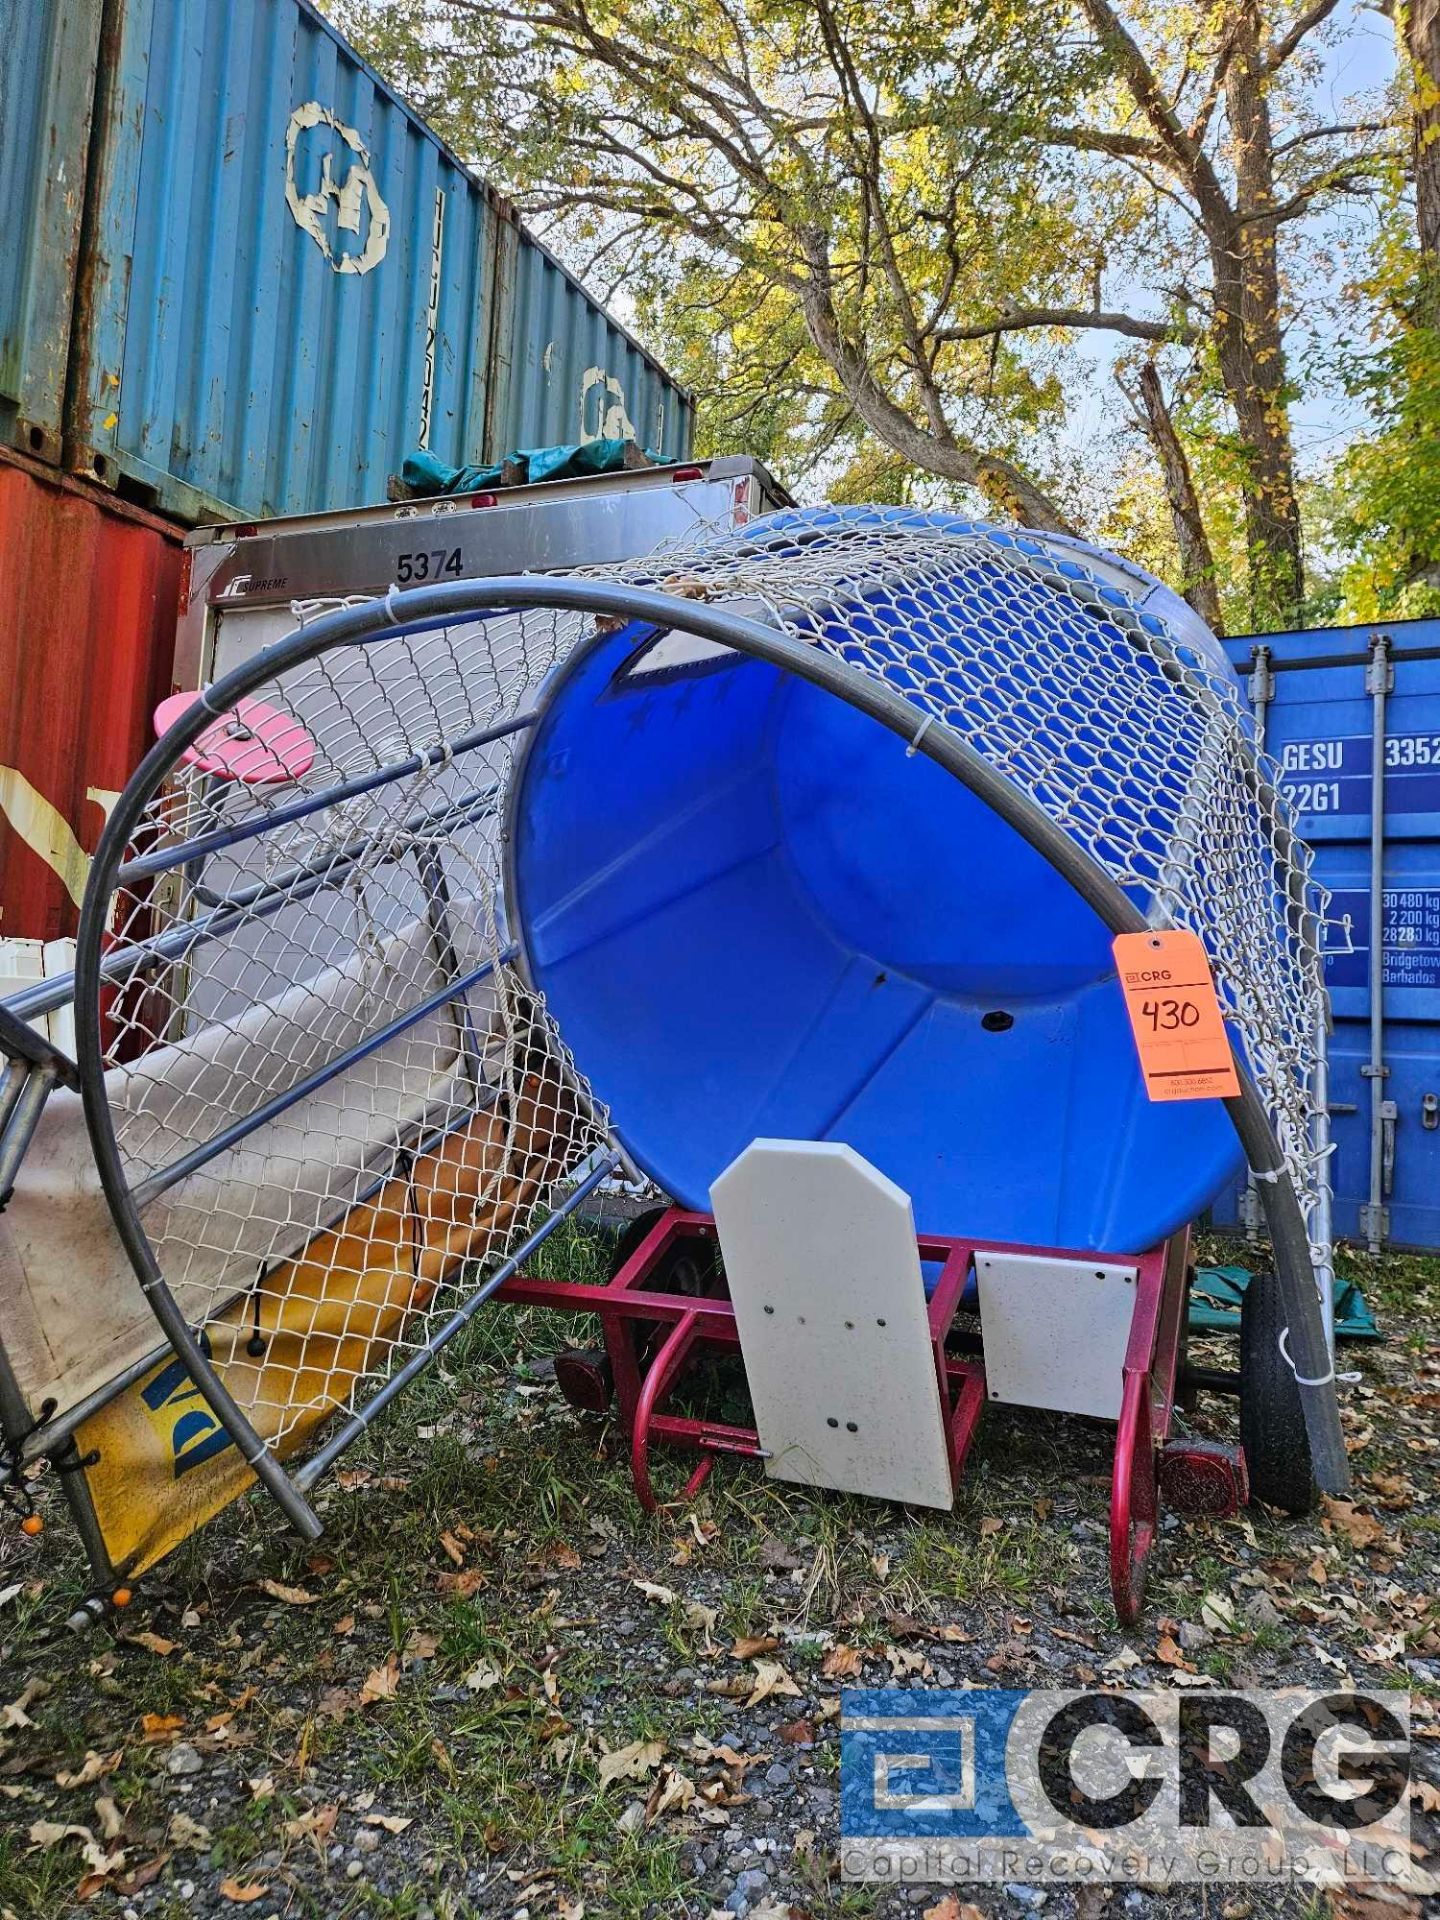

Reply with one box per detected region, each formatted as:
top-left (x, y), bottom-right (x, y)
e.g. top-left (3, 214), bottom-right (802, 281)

top-left (508, 508), bottom-right (1246, 1251)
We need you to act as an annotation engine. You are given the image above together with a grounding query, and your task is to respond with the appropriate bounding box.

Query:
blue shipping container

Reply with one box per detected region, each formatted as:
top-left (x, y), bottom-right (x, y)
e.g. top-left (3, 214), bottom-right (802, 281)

top-left (487, 214), bottom-right (693, 460)
top-left (0, 0), bottom-right (101, 463)
top-left (1214, 616), bottom-right (1440, 1251)
top-left (62, 0), bottom-right (692, 522)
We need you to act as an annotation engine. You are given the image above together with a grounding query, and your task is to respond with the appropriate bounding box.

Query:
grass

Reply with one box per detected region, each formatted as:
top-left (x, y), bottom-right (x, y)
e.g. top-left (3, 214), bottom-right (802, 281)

top-left (2, 1223), bottom-right (1435, 1919)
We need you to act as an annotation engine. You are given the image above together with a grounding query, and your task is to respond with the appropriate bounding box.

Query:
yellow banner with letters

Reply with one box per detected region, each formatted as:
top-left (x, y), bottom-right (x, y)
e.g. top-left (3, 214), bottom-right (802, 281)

top-left (74, 1073), bottom-right (567, 1579)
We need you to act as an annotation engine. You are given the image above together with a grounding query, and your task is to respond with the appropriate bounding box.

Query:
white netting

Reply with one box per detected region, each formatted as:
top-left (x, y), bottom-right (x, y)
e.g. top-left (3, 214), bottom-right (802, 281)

top-left (569, 506), bottom-right (1329, 1248)
top-left (89, 503), bottom-right (1327, 1466)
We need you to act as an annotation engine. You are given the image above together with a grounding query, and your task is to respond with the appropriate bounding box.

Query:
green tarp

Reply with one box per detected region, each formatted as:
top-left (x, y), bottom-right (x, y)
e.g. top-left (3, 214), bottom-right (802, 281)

top-left (1190, 1265), bottom-right (1381, 1339)
top-left (401, 440), bottom-right (658, 496)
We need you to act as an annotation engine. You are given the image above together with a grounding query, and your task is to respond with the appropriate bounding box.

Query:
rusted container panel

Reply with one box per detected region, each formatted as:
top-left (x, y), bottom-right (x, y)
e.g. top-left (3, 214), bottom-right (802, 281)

top-left (488, 213), bottom-right (694, 460)
top-left (0, 448), bottom-right (181, 943)
top-left (0, 0), bottom-right (102, 462)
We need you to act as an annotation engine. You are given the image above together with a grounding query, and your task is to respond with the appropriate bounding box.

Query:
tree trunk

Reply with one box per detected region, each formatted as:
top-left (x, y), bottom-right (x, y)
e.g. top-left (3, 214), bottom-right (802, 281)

top-left (1136, 363), bottom-right (1225, 634)
top-left (1209, 1), bottom-right (1306, 629)
top-left (798, 265), bottom-right (1077, 532)
top-left (1411, 0), bottom-right (1440, 262)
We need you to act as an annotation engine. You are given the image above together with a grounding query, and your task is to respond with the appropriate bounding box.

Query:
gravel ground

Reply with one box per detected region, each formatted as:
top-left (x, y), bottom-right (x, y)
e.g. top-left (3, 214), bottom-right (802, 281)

top-left (1, 1234), bottom-right (1436, 1920)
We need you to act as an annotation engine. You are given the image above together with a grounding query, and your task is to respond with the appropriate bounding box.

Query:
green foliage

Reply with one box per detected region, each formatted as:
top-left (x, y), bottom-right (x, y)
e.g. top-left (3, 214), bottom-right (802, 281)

top-left (332, 0), bottom-right (1412, 626)
top-left (1331, 246), bottom-right (1440, 621)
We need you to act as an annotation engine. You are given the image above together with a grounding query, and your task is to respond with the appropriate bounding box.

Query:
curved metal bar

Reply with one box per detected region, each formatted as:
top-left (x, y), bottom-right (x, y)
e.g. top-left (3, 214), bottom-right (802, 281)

top-left (75, 573), bottom-right (1347, 1544)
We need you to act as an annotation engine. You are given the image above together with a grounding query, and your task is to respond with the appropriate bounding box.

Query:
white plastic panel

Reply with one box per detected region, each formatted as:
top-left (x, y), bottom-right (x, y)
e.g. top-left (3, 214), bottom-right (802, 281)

top-left (710, 1139), bottom-right (953, 1509)
top-left (974, 1250), bottom-right (1138, 1422)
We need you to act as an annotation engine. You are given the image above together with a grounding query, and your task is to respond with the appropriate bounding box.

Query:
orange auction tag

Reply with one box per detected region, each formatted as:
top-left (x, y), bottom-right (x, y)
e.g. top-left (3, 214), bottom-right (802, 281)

top-left (1112, 929), bottom-right (1240, 1102)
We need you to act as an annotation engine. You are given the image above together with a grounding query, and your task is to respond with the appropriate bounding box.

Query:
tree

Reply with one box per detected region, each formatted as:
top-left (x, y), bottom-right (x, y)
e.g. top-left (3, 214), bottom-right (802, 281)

top-left (340, 0), bottom-right (1395, 626)
top-left (1325, 1), bottom-right (1440, 620)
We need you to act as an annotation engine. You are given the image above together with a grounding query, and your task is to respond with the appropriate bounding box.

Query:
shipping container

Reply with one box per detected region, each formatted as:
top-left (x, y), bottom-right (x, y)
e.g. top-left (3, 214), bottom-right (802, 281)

top-left (0, 0), bottom-right (101, 463)
top-left (487, 211), bottom-right (694, 459)
top-left (60, 0), bottom-right (693, 525)
top-left (0, 446), bottom-right (182, 946)
top-left (1212, 616), bottom-right (1440, 1252)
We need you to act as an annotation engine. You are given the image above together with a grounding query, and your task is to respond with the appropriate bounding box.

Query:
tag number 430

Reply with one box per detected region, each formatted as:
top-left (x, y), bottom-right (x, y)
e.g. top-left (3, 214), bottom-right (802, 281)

top-left (1141, 997), bottom-right (1200, 1031)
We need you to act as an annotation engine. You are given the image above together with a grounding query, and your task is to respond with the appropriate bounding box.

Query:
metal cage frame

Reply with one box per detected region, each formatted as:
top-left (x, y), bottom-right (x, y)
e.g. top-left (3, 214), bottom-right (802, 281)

top-left (55, 574), bottom-right (1349, 1561)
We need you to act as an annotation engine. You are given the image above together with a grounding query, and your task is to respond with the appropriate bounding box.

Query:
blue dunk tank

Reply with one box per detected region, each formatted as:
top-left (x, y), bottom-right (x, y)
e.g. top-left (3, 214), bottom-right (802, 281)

top-left (495, 507), bottom-right (1340, 1619)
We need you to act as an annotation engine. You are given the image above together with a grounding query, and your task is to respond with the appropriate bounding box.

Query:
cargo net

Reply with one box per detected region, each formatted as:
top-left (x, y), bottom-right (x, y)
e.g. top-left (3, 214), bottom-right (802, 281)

top-left (91, 610), bottom-right (612, 1463)
top-left (573, 505), bottom-right (1330, 1257)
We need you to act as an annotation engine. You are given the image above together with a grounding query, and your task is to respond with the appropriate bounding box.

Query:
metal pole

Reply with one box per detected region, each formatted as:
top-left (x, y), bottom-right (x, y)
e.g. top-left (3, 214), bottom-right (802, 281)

top-left (1363, 634), bottom-right (1392, 1252)
top-left (1240, 644), bottom-right (1275, 1243)
top-left (1312, 1011), bottom-right (1336, 1359)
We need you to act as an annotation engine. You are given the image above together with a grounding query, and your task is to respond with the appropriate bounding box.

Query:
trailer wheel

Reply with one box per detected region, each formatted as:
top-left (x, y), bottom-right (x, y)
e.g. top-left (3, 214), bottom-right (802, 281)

top-left (1239, 1269), bottom-right (1319, 1515)
top-left (609, 1208), bottom-right (720, 1296)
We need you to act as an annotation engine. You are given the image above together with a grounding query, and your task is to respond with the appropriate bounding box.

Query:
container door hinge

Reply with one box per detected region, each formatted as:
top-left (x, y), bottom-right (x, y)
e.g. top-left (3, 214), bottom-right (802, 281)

top-left (1366, 635), bottom-right (1394, 696)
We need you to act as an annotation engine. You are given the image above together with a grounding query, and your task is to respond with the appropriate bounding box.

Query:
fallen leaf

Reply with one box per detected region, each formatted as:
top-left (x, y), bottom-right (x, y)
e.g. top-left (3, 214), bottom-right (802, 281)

top-left (758, 1535), bottom-right (803, 1572)
top-left (1102, 1646), bottom-right (1141, 1673)
top-left (646, 1766), bottom-right (697, 1821)
top-left (332, 1614), bottom-right (355, 1637)
top-left (403, 1629), bottom-right (439, 1662)
top-left (360, 1658), bottom-right (401, 1704)
top-left (435, 1568), bottom-right (487, 1599)
top-left (924, 1900), bottom-right (987, 1920)
top-left (978, 1516), bottom-right (1004, 1539)
top-left (1168, 1670), bottom-right (1217, 1688)
top-left (1322, 1498), bottom-right (1387, 1552)
top-left (218, 1878), bottom-right (268, 1903)
top-left (823, 1643), bottom-right (863, 1679)
top-left (776, 1718), bottom-right (816, 1745)
top-left (246, 1775), bottom-right (275, 1800)
top-left (55, 1750), bottom-right (121, 1789)
top-left (462, 1657), bottom-right (503, 1692)
top-left (633, 1579), bottom-right (677, 1607)
top-left (127, 1631), bottom-right (178, 1657)
top-left (439, 1529), bottom-right (467, 1567)
top-left (745, 1659), bottom-right (803, 1708)
top-left (598, 1738), bottom-right (666, 1788)
top-left (167, 1812), bottom-right (212, 1852)
top-left (1154, 1635), bottom-right (1189, 1670)
top-left (1200, 1593), bottom-right (1236, 1633)
top-left (29, 1820), bottom-right (93, 1849)
top-left (94, 1797), bottom-right (123, 1842)
top-left (363, 1813), bottom-right (414, 1834)
top-left (139, 1713), bottom-right (183, 1741)
top-left (1, 1677), bottom-right (44, 1730)
top-left (885, 1644), bottom-right (932, 1679)
top-left (733, 1634), bottom-right (779, 1660)
top-left (554, 1543), bottom-right (583, 1571)
top-left (256, 1578), bottom-right (318, 1606)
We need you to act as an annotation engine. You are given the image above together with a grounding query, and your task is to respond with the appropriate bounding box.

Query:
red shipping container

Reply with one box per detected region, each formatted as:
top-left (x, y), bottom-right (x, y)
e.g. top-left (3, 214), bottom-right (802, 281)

top-left (0, 445), bottom-right (181, 945)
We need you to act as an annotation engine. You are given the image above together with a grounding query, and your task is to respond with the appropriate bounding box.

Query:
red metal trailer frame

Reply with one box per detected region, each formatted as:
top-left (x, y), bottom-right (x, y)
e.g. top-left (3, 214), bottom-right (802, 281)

top-left (499, 1209), bottom-right (1203, 1623)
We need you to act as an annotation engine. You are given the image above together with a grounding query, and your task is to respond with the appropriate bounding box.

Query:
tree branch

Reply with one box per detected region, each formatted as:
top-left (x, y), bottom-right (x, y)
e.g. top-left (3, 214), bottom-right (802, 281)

top-left (934, 305), bottom-right (1198, 344)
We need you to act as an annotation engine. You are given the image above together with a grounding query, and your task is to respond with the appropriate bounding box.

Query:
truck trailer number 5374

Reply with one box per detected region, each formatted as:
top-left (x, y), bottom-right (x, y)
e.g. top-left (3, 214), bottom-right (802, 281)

top-left (395, 548), bottom-right (464, 584)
